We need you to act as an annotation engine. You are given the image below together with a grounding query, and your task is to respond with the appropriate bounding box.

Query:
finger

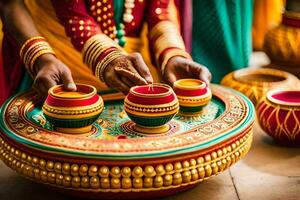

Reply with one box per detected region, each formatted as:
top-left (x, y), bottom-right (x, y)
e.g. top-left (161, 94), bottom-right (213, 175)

top-left (128, 53), bottom-right (153, 83)
top-left (60, 67), bottom-right (77, 91)
top-left (188, 62), bottom-right (211, 85)
top-left (164, 73), bottom-right (177, 86)
top-left (106, 76), bottom-right (130, 94)
top-left (33, 77), bottom-right (56, 97)
top-left (115, 67), bottom-right (148, 86)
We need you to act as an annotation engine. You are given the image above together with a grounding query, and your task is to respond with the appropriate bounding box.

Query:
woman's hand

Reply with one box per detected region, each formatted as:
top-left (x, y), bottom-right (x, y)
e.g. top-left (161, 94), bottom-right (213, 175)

top-left (163, 56), bottom-right (211, 85)
top-left (32, 54), bottom-right (76, 97)
top-left (103, 52), bottom-right (153, 94)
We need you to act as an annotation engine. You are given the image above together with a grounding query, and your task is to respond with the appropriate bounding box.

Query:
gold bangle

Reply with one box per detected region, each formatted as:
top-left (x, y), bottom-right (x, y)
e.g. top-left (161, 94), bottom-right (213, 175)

top-left (96, 51), bottom-right (123, 81)
top-left (29, 49), bottom-right (56, 71)
top-left (160, 49), bottom-right (191, 75)
top-left (149, 21), bottom-right (179, 40)
top-left (19, 36), bottom-right (45, 58)
top-left (23, 41), bottom-right (49, 65)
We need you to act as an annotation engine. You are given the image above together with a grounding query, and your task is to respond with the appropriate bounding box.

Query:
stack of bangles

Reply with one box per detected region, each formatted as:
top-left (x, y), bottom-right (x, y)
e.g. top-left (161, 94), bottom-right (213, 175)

top-left (82, 34), bottom-right (124, 82)
top-left (150, 21), bottom-right (191, 75)
top-left (19, 36), bottom-right (56, 78)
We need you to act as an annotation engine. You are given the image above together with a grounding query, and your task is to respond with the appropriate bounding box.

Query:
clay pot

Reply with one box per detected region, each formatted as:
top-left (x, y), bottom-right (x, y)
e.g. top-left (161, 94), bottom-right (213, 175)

top-left (257, 89), bottom-right (300, 147)
top-left (173, 79), bottom-right (212, 116)
top-left (124, 83), bottom-right (179, 134)
top-left (42, 84), bottom-right (104, 134)
top-left (221, 68), bottom-right (300, 105)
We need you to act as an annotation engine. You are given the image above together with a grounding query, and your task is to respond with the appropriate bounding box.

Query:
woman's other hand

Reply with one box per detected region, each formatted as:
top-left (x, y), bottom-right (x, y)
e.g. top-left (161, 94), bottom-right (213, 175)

top-left (103, 52), bottom-right (153, 94)
top-left (163, 56), bottom-right (211, 85)
top-left (33, 54), bottom-right (76, 97)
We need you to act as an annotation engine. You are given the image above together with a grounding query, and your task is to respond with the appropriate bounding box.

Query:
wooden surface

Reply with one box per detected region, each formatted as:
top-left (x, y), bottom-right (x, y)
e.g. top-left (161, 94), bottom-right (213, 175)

top-left (0, 121), bottom-right (299, 200)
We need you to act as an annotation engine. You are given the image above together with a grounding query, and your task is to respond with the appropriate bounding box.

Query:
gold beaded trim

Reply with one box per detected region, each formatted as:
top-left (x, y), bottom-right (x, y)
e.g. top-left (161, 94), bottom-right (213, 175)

top-left (124, 102), bottom-right (179, 114)
top-left (177, 93), bottom-right (212, 106)
top-left (0, 131), bottom-right (252, 192)
top-left (42, 103), bottom-right (104, 115)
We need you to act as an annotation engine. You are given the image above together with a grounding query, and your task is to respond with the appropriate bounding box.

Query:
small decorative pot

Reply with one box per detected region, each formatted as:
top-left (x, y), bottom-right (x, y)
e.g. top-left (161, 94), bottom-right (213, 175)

top-left (173, 79), bottom-right (212, 116)
top-left (257, 89), bottom-right (300, 147)
top-left (221, 68), bottom-right (300, 105)
top-left (42, 84), bottom-right (104, 134)
top-left (124, 83), bottom-right (179, 134)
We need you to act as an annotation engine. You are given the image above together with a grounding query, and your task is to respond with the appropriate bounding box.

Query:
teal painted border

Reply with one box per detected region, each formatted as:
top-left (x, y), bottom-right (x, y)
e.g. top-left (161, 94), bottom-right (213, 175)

top-left (0, 89), bottom-right (255, 159)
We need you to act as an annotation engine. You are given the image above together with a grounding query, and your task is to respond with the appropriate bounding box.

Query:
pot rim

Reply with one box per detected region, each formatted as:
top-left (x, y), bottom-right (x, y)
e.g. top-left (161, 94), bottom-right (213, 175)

top-left (130, 83), bottom-right (173, 98)
top-left (267, 89), bottom-right (300, 106)
top-left (173, 79), bottom-right (206, 90)
top-left (48, 83), bottom-right (97, 99)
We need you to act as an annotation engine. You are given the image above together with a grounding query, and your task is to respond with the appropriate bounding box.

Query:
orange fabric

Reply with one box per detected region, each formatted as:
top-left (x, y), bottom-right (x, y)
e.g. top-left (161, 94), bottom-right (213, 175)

top-left (252, 0), bottom-right (284, 50)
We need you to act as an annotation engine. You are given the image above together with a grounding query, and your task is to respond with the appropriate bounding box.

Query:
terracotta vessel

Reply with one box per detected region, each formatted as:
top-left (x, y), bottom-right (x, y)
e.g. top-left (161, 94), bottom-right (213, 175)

top-left (257, 89), bottom-right (300, 147)
top-left (263, 11), bottom-right (300, 77)
top-left (42, 84), bottom-right (104, 134)
top-left (124, 83), bottom-right (179, 134)
top-left (173, 79), bottom-right (212, 116)
top-left (221, 68), bottom-right (300, 105)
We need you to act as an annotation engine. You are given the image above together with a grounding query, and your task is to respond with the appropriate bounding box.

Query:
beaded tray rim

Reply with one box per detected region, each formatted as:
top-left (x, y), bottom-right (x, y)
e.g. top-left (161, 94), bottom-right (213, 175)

top-left (0, 85), bottom-right (255, 159)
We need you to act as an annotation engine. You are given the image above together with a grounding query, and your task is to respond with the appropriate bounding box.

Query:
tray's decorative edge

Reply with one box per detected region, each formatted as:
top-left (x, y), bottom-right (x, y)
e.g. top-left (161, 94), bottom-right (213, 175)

top-left (0, 130), bottom-right (252, 192)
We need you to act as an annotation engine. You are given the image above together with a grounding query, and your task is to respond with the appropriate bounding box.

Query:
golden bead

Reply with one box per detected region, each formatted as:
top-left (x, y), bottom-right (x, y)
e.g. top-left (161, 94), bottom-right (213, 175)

top-left (103, 7), bottom-right (108, 12)
top-left (236, 140), bottom-right (240, 146)
top-left (88, 165), bottom-right (98, 176)
top-left (174, 162), bottom-right (182, 171)
top-left (173, 172), bottom-right (182, 185)
top-left (71, 164), bottom-right (79, 176)
top-left (154, 176), bottom-right (163, 188)
top-left (96, 9), bottom-right (101, 14)
top-left (32, 157), bottom-right (39, 166)
top-left (39, 159), bottom-right (46, 169)
top-left (155, 164), bottom-right (165, 176)
top-left (143, 177), bottom-right (153, 188)
top-left (63, 175), bottom-right (72, 187)
top-left (72, 177), bottom-right (81, 188)
top-left (204, 165), bottom-right (212, 177)
top-left (99, 166), bottom-right (109, 177)
top-left (121, 167), bottom-right (131, 178)
top-left (222, 148), bottom-right (227, 155)
top-left (48, 172), bottom-right (56, 183)
top-left (133, 177), bottom-right (143, 189)
top-left (182, 161), bottom-right (190, 168)
top-left (132, 166), bottom-right (143, 178)
top-left (235, 151), bottom-right (240, 158)
top-left (144, 165), bottom-right (155, 177)
top-left (111, 178), bottom-right (121, 189)
top-left (182, 170), bottom-right (192, 183)
top-left (10, 147), bottom-right (15, 154)
top-left (46, 161), bottom-right (54, 171)
top-left (21, 153), bottom-right (27, 160)
top-left (211, 163), bottom-right (218, 174)
top-left (79, 164), bottom-right (88, 176)
top-left (79, 26), bottom-right (84, 31)
top-left (197, 157), bottom-right (204, 165)
top-left (56, 174), bottom-right (64, 185)
top-left (231, 143), bottom-right (237, 149)
top-left (217, 161), bottom-right (224, 172)
top-left (34, 168), bottom-right (40, 180)
top-left (54, 162), bottom-right (62, 173)
top-left (81, 176), bottom-right (90, 188)
top-left (103, 15), bottom-right (107, 19)
top-left (79, 20), bottom-right (84, 25)
top-left (96, 2), bottom-right (101, 6)
top-left (164, 163), bottom-right (173, 173)
top-left (122, 177), bottom-right (132, 189)
top-left (97, 17), bottom-right (101, 22)
top-left (90, 177), bottom-right (100, 189)
top-left (110, 166), bottom-right (121, 178)
top-left (163, 174), bottom-right (173, 186)
top-left (191, 168), bottom-right (199, 181)
top-left (211, 152), bottom-right (218, 159)
top-left (62, 163), bottom-right (70, 175)
top-left (190, 159), bottom-right (197, 166)
top-left (205, 154), bottom-right (211, 162)
top-left (100, 177), bottom-right (110, 189)
top-left (40, 170), bottom-right (48, 182)
top-left (227, 146), bottom-right (232, 152)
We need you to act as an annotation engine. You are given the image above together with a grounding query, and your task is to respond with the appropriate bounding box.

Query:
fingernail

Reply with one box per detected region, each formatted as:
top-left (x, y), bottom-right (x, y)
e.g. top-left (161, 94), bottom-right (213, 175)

top-left (67, 83), bottom-right (77, 91)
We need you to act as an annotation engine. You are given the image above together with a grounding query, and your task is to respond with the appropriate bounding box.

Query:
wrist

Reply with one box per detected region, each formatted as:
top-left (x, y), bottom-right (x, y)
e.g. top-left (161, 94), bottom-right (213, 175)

top-left (33, 53), bottom-right (56, 73)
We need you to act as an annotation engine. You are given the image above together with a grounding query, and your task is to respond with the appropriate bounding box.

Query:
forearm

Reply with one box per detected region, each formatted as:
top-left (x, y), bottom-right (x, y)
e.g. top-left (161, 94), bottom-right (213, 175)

top-left (0, 0), bottom-right (40, 48)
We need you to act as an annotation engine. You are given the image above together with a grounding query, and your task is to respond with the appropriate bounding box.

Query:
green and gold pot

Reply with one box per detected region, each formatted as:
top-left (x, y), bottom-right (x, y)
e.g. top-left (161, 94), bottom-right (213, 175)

top-left (42, 84), bottom-right (104, 134)
top-left (173, 79), bottom-right (212, 116)
top-left (124, 83), bottom-right (179, 134)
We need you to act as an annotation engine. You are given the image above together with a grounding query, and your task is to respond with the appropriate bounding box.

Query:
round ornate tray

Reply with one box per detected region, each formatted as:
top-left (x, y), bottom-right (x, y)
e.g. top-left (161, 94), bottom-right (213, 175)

top-left (0, 85), bottom-right (254, 199)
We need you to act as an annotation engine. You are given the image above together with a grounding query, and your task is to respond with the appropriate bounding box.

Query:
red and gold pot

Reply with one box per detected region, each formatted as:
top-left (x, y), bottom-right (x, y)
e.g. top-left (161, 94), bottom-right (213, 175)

top-left (173, 79), bottom-right (212, 116)
top-left (124, 83), bottom-right (179, 134)
top-left (257, 89), bottom-right (300, 147)
top-left (42, 84), bottom-right (104, 134)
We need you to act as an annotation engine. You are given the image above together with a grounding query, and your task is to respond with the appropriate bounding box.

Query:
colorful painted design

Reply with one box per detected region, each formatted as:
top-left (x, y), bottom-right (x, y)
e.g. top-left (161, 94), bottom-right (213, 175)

top-left (173, 79), bottom-right (212, 116)
top-left (257, 89), bottom-right (300, 146)
top-left (0, 84), bottom-right (254, 198)
top-left (42, 84), bottom-right (104, 134)
top-left (221, 68), bottom-right (300, 105)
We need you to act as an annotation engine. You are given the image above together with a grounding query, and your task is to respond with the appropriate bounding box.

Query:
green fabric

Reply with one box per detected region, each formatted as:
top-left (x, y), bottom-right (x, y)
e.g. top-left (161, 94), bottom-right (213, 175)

top-left (15, 72), bottom-right (32, 94)
top-left (192, 0), bottom-right (253, 83)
